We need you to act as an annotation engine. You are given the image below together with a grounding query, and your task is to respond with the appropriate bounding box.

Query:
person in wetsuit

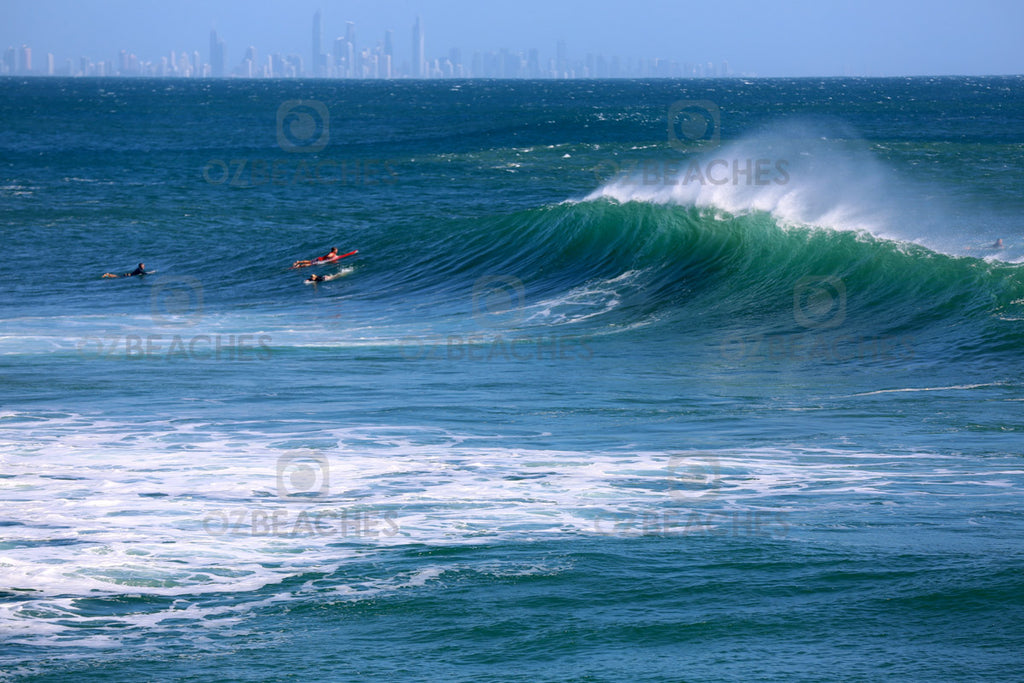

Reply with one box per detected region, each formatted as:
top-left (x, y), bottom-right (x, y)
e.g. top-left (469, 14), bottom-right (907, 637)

top-left (103, 263), bottom-right (147, 278)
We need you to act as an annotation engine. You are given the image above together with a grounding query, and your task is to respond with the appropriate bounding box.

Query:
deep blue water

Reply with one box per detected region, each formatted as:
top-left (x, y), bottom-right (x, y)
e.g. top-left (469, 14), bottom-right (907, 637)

top-left (1, 76), bottom-right (1023, 681)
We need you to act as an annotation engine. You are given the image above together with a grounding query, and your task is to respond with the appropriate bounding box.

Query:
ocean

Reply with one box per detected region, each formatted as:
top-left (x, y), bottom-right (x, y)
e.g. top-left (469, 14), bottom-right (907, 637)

top-left (1, 76), bottom-right (1023, 681)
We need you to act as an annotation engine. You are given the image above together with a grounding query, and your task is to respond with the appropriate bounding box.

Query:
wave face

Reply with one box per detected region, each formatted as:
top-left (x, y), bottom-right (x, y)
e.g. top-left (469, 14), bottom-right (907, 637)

top-left (361, 196), bottom-right (1024, 362)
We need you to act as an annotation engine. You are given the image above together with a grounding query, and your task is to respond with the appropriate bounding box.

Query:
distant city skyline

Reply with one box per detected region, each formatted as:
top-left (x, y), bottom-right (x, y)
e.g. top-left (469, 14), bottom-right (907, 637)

top-left (1, 13), bottom-right (735, 80)
top-left (2, 0), bottom-right (1022, 78)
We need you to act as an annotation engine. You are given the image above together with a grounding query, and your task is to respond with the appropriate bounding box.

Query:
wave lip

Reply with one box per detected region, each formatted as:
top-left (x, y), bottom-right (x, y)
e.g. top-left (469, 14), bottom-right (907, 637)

top-left (587, 118), bottom-right (1023, 262)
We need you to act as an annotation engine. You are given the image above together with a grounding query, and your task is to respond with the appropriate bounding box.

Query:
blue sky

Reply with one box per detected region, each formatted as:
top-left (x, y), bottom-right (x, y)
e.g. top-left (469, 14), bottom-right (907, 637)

top-left (2, 0), bottom-right (1022, 76)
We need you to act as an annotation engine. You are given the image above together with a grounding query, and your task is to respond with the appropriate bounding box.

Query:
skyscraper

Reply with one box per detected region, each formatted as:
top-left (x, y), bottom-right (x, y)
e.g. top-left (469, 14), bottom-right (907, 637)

top-left (312, 10), bottom-right (323, 77)
top-left (19, 45), bottom-right (31, 75)
top-left (412, 17), bottom-right (424, 78)
top-left (209, 29), bottom-right (225, 77)
top-left (244, 45), bottom-right (258, 78)
top-left (382, 30), bottom-right (394, 78)
top-left (334, 36), bottom-right (346, 76)
top-left (345, 22), bottom-right (356, 52)
top-left (345, 22), bottom-right (357, 77)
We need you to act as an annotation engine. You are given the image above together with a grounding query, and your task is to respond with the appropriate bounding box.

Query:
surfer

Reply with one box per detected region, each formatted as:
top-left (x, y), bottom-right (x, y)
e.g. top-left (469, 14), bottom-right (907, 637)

top-left (292, 247), bottom-right (340, 269)
top-left (305, 268), bottom-right (353, 284)
top-left (103, 263), bottom-right (147, 278)
top-left (993, 238), bottom-right (1004, 248)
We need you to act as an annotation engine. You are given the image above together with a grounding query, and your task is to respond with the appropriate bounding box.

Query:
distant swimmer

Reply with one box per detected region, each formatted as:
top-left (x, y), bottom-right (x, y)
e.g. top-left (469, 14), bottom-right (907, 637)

top-left (304, 266), bottom-right (355, 284)
top-left (102, 263), bottom-right (147, 278)
top-left (968, 239), bottom-right (1006, 252)
top-left (304, 269), bottom-right (352, 284)
top-left (291, 247), bottom-right (358, 269)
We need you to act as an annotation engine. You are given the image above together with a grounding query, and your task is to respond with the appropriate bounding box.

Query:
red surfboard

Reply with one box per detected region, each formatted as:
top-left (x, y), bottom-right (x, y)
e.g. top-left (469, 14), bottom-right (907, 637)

top-left (290, 250), bottom-right (358, 269)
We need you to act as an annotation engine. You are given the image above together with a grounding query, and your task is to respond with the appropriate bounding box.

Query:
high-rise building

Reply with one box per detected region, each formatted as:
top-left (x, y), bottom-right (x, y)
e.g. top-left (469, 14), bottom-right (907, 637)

top-left (345, 22), bottom-right (357, 77)
top-left (412, 16), bottom-right (425, 78)
top-left (527, 48), bottom-right (539, 78)
top-left (335, 39), bottom-right (353, 78)
top-left (312, 10), bottom-right (323, 76)
top-left (3, 47), bottom-right (15, 75)
top-left (210, 29), bottom-right (225, 77)
top-left (383, 30), bottom-right (394, 78)
top-left (177, 51), bottom-right (192, 77)
top-left (345, 22), bottom-right (356, 53)
top-left (19, 45), bottom-right (31, 74)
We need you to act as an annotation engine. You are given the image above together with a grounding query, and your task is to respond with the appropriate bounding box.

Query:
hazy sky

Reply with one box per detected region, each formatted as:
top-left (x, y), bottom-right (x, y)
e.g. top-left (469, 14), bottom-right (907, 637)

top-left (2, 0), bottom-right (1022, 76)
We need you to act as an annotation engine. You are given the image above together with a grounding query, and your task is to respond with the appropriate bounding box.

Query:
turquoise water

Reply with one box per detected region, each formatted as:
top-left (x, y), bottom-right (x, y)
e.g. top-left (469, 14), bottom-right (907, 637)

top-left (1, 76), bottom-right (1023, 681)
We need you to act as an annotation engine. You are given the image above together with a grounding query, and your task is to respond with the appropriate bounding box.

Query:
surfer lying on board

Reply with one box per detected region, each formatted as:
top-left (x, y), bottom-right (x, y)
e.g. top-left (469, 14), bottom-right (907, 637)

top-left (292, 247), bottom-right (340, 268)
top-left (306, 274), bottom-right (327, 283)
top-left (102, 263), bottom-right (147, 278)
top-left (291, 247), bottom-right (358, 269)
